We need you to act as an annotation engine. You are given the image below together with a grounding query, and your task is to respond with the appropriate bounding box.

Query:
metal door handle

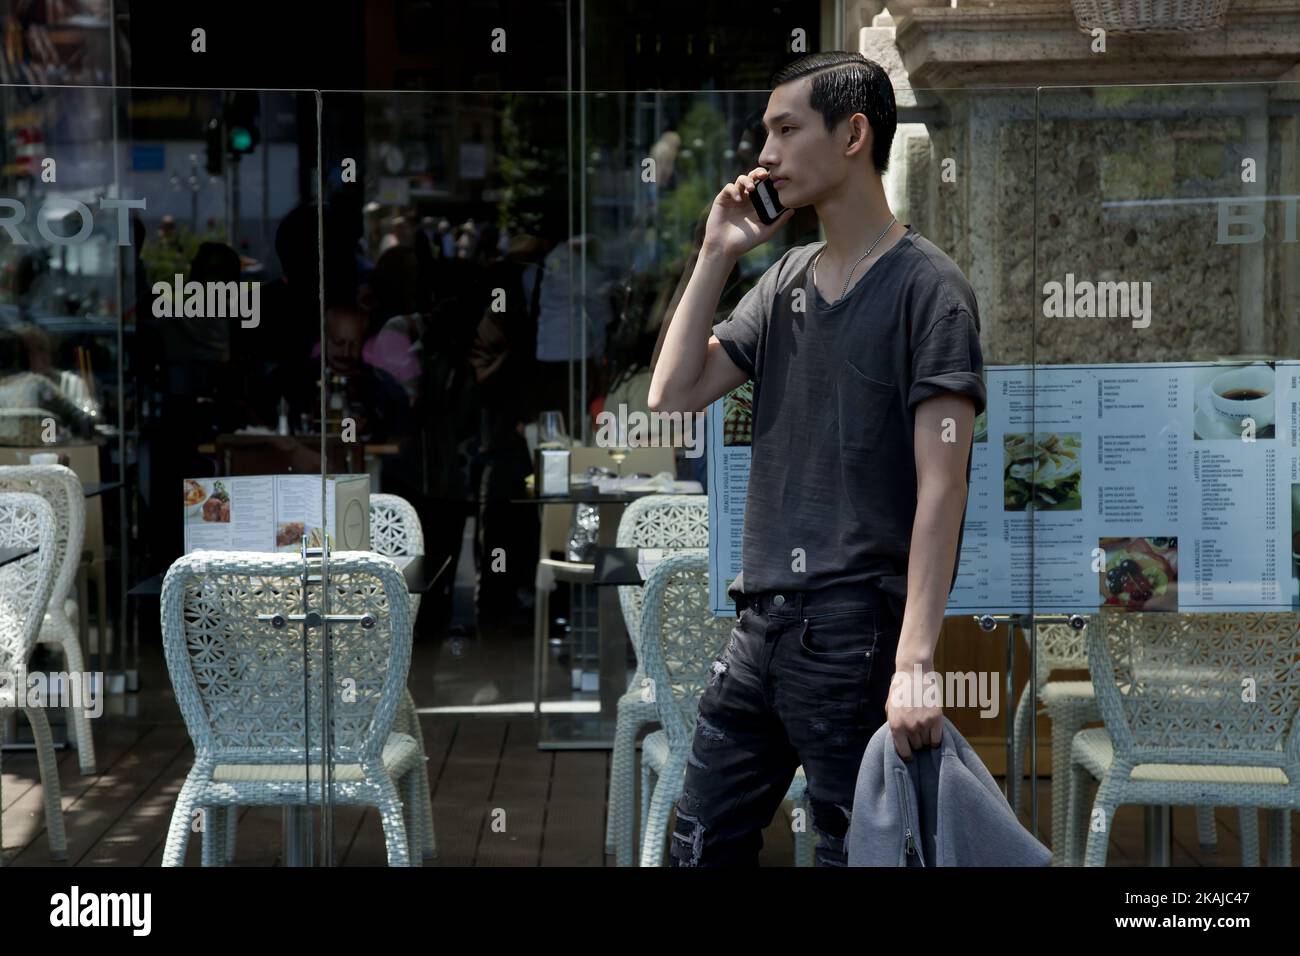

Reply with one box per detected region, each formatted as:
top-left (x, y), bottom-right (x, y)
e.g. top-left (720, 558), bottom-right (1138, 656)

top-left (258, 612), bottom-right (377, 630)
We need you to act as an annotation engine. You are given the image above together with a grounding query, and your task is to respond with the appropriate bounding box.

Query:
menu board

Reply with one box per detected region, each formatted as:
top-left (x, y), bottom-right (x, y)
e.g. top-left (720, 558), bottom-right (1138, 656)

top-left (706, 381), bottom-right (754, 615)
top-left (182, 474), bottom-right (370, 555)
top-left (708, 360), bottom-right (1299, 616)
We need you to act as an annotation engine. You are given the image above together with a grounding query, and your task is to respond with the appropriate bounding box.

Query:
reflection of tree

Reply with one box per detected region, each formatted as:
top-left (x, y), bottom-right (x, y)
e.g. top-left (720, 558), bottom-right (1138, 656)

top-left (497, 93), bottom-right (551, 238)
top-left (140, 222), bottom-right (226, 286)
top-left (655, 100), bottom-right (730, 265)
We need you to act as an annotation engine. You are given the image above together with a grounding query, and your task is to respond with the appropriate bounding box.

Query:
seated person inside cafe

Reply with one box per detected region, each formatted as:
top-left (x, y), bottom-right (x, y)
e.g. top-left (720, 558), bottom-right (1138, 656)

top-left (270, 301), bottom-right (414, 445)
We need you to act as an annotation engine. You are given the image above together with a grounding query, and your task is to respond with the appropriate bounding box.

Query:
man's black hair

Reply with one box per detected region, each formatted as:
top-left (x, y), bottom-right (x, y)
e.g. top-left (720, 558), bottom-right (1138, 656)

top-left (770, 52), bottom-right (897, 175)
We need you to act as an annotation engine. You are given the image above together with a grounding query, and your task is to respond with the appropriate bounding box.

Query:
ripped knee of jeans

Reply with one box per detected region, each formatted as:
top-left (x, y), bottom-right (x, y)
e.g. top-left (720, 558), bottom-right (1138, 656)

top-left (696, 713), bottom-right (728, 743)
top-left (808, 794), bottom-right (854, 866)
top-left (670, 810), bottom-right (706, 867)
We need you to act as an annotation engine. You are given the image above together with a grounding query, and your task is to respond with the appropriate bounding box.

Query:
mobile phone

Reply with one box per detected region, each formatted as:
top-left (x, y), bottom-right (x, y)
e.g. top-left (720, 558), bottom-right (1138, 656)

top-left (750, 176), bottom-right (787, 225)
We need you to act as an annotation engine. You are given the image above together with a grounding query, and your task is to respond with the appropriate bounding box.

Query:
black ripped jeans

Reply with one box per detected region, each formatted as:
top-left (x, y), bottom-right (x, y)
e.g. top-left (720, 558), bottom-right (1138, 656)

top-left (669, 582), bottom-right (902, 867)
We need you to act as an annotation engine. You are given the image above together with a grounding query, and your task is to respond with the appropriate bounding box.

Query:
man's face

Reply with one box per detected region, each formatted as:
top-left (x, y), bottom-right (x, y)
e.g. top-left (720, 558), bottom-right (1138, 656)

top-left (758, 77), bottom-right (867, 208)
top-left (326, 309), bottom-right (366, 373)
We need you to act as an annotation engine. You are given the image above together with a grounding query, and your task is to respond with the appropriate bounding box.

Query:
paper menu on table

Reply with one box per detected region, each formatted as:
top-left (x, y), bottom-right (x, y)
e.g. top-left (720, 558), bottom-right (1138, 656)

top-left (182, 476), bottom-right (276, 552)
top-left (183, 474), bottom-right (369, 555)
top-left (273, 475), bottom-right (332, 551)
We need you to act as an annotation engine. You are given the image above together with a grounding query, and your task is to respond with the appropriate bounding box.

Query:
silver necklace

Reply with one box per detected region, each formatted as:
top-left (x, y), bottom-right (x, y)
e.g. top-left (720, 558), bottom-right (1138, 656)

top-left (812, 216), bottom-right (898, 304)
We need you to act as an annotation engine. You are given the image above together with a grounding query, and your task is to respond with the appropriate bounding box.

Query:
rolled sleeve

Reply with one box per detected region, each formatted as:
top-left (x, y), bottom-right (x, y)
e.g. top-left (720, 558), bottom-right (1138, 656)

top-left (714, 326), bottom-right (755, 380)
top-left (908, 308), bottom-right (987, 416)
top-left (711, 269), bottom-right (771, 381)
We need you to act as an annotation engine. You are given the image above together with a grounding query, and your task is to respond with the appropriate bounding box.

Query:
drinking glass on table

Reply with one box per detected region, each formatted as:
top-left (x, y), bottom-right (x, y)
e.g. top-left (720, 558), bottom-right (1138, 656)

top-left (607, 419), bottom-right (630, 476)
top-left (538, 410), bottom-right (569, 449)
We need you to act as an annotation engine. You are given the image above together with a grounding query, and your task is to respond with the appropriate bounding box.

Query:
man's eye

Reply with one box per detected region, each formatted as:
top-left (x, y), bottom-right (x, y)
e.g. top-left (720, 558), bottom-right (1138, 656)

top-left (781, 126), bottom-right (794, 134)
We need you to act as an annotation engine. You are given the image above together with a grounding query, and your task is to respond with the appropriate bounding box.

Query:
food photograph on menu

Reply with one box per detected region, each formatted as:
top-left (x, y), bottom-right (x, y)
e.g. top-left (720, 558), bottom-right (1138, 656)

top-left (1003, 432), bottom-right (1082, 511)
top-left (184, 478), bottom-right (232, 525)
top-left (1098, 535), bottom-right (1179, 612)
top-left (722, 380), bottom-right (754, 447)
top-left (1192, 361), bottom-right (1276, 441)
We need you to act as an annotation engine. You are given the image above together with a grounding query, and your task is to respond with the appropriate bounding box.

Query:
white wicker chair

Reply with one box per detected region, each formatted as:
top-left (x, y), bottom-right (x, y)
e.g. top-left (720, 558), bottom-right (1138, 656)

top-left (1010, 618), bottom-right (1227, 864)
top-left (216, 495), bottom-right (439, 863)
top-left (0, 464), bottom-right (95, 774)
top-left (160, 550), bottom-right (422, 867)
top-left (369, 493), bottom-right (436, 860)
top-left (607, 494), bottom-right (708, 865)
top-left (0, 491), bottom-right (66, 864)
top-left (1067, 610), bottom-right (1300, 867)
top-left (635, 551), bottom-right (813, 867)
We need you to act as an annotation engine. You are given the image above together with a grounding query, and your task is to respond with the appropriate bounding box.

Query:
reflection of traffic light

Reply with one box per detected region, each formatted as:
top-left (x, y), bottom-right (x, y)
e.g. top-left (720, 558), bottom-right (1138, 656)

top-left (223, 92), bottom-right (260, 158)
top-left (205, 116), bottom-right (224, 175)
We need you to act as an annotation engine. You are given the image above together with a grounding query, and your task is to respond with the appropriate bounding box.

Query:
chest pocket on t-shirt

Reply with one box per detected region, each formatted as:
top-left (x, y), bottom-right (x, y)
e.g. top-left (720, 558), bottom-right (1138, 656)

top-left (837, 358), bottom-right (896, 455)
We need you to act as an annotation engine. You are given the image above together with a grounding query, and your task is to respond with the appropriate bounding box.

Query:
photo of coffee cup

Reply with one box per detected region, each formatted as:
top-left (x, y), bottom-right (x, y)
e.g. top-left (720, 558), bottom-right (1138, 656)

top-left (1209, 365), bottom-right (1274, 429)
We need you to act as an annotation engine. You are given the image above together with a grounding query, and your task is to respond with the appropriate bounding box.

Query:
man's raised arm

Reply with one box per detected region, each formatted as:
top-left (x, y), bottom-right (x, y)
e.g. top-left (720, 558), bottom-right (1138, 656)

top-left (649, 167), bottom-right (792, 414)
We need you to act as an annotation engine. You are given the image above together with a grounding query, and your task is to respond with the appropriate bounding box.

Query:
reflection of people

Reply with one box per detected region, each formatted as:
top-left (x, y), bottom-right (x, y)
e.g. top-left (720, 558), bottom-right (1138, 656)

top-left (280, 303), bottom-right (412, 442)
top-left (599, 271), bottom-right (659, 424)
top-left (649, 53), bottom-right (987, 866)
top-left (527, 232), bottom-right (613, 425)
top-left (469, 231), bottom-right (545, 622)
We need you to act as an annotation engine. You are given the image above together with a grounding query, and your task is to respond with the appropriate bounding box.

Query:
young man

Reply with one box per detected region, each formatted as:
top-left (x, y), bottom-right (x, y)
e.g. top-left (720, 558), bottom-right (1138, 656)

top-left (648, 51), bottom-right (987, 866)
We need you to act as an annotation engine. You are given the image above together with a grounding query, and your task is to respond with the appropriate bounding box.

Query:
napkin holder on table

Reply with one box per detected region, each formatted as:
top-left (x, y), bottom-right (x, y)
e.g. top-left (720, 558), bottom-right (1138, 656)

top-left (535, 448), bottom-right (572, 497)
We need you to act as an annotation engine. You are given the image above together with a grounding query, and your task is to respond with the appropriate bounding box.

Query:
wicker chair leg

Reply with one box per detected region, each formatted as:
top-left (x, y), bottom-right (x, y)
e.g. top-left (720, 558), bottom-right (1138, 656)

top-left (418, 757), bottom-right (436, 860)
top-left (1239, 807), bottom-right (1260, 866)
top-left (1008, 684), bottom-right (1034, 815)
top-left (639, 762), bottom-right (653, 857)
top-left (1194, 805), bottom-right (1217, 853)
top-left (55, 627), bottom-right (97, 774)
top-left (611, 705), bottom-right (642, 867)
top-left (224, 806), bottom-right (238, 863)
top-left (604, 728), bottom-right (618, 855)
top-left (607, 710), bottom-right (636, 859)
top-left (1048, 714), bottom-right (1079, 866)
top-left (402, 770), bottom-right (424, 867)
top-left (25, 706), bottom-right (68, 861)
top-left (201, 806), bottom-right (226, 867)
top-left (375, 777), bottom-right (412, 867)
top-left (399, 691), bottom-right (437, 859)
top-left (1083, 777), bottom-right (1118, 867)
top-left (639, 757), bottom-right (685, 867)
top-left (162, 778), bottom-right (203, 866)
top-left (1263, 809), bottom-right (1291, 866)
top-left (1065, 760), bottom-right (1092, 867)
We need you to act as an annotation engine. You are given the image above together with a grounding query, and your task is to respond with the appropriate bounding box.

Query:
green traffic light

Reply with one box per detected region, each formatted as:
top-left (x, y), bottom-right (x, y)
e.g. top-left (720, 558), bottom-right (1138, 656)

top-left (230, 127), bottom-right (253, 152)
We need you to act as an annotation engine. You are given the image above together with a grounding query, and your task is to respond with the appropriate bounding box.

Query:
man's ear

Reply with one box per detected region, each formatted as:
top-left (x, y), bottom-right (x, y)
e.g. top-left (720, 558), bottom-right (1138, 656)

top-left (848, 113), bottom-right (872, 157)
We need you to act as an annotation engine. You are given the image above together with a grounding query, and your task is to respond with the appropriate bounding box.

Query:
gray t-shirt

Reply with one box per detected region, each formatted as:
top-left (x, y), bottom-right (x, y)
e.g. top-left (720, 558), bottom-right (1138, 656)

top-left (713, 225), bottom-right (987, 614)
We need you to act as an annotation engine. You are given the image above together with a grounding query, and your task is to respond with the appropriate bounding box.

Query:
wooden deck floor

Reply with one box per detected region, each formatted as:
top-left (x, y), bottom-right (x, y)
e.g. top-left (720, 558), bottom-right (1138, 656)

top-left (2, 640), bottom-right (1296, 865)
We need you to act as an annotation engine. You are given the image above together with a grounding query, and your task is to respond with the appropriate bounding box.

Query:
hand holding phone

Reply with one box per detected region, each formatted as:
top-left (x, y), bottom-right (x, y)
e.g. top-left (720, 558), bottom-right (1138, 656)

top-left (703, 167), bottom-right (793, 261)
